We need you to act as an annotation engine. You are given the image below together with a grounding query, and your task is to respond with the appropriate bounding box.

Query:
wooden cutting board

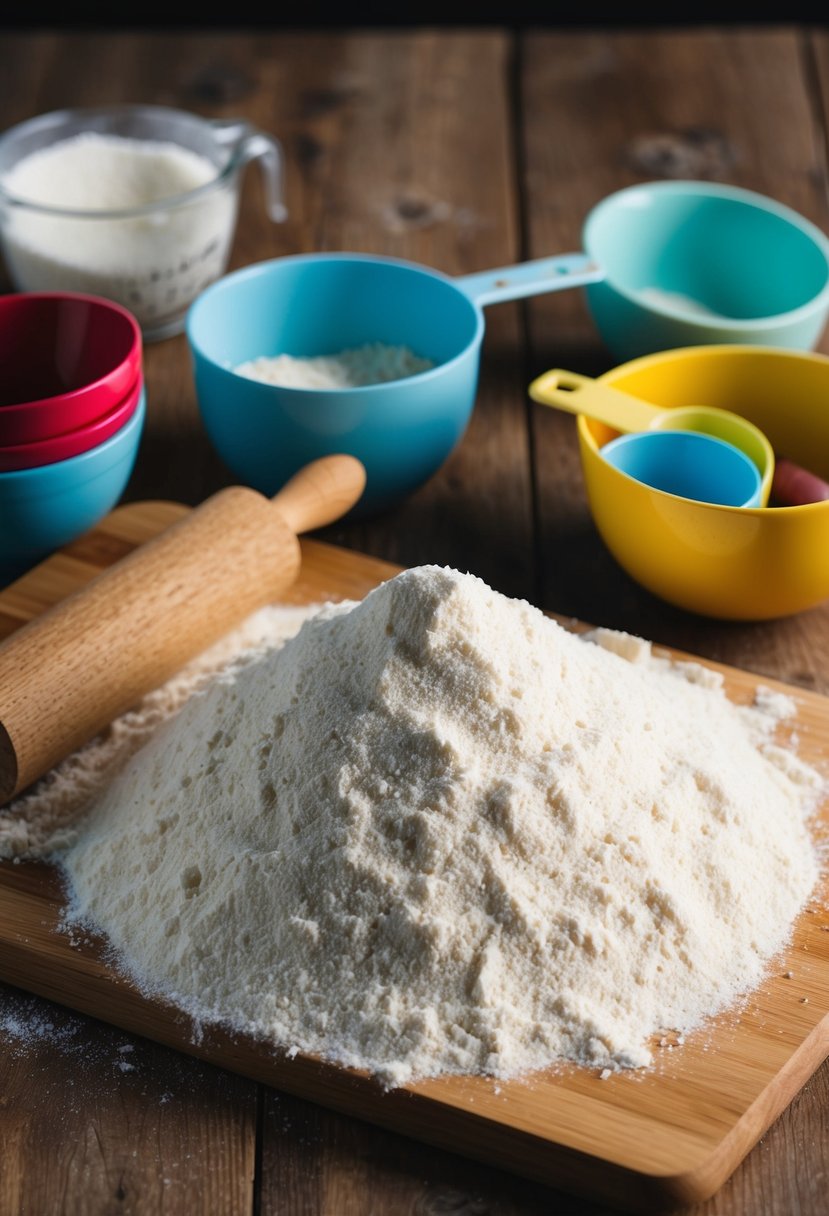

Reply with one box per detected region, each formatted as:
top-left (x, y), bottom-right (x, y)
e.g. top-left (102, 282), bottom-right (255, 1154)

top-left (1, 500), bottom-right (828, 1214)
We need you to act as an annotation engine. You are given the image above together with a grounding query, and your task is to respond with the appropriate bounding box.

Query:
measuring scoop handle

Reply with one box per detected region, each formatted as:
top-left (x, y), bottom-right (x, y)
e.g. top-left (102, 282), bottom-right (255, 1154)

top-left (528, 368), bottom-right (663, 433)
top-left (455, 254), bottom-right (604, 308)
top-left (0, 455), bottom-right (366, 805)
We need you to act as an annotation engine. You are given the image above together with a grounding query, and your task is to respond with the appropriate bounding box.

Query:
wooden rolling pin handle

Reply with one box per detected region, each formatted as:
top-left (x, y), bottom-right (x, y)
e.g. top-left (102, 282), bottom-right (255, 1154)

top-left (272, 453), bottom-right (366, 533)
top-left (0, 454), bottom-right (366, 806)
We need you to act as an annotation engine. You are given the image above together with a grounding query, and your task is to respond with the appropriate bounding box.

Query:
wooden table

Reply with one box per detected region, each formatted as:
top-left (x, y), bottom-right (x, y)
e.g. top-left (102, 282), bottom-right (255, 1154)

top-left (1, 23), bottom-right (828, 1216)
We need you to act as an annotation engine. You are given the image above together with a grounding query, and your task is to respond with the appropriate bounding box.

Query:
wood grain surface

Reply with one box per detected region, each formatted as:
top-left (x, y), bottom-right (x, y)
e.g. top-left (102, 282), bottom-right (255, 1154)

top-left (1, 22), bottom-right (829, 1216)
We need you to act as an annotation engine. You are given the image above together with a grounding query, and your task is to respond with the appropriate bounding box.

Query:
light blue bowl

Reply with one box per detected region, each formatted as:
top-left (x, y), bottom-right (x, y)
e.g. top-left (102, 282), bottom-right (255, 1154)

top-left (583, 180), bottom-right (829, 359)
top-left (185, 251), bottom-right (604, 515)
top-left (600, 428), bottom-right (763, 508)
top-left (0, 387), bottom-right (145, 585)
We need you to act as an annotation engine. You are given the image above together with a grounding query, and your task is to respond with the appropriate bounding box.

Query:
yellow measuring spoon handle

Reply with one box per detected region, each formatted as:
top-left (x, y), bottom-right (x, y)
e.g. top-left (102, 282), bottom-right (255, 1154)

top-left (528, 368), bottom-right (664, 432)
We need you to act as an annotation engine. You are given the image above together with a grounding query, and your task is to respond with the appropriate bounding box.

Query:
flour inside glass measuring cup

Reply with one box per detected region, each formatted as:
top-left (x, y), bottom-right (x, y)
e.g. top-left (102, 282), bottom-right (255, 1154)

top-left (0, 132), bottom-right (236, 333)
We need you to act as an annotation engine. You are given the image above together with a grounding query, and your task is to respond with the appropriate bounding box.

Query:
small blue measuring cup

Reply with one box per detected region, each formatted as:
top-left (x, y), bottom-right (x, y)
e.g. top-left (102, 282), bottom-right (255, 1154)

top-left (600, 429), bottom-right (765, 508)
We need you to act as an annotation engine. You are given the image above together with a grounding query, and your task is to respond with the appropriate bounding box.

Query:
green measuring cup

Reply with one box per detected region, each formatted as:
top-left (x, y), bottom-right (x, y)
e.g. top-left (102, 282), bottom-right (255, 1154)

top-left (529, 367), bottom-right (775, 506)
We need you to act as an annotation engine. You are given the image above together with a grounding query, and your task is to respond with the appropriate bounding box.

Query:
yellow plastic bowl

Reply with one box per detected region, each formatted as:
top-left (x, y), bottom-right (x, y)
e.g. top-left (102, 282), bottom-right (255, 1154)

top-left (576, 345), bottom-right (829, 620)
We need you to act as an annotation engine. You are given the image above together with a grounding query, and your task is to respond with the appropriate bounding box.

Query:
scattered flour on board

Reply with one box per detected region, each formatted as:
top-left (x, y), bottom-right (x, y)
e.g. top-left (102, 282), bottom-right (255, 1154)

top-left (22, 564), bottom-right (821, 1091)
top-left (233, 342), bottom-right (434, 389)
top-left (0, 604), bottom-right (311, 860)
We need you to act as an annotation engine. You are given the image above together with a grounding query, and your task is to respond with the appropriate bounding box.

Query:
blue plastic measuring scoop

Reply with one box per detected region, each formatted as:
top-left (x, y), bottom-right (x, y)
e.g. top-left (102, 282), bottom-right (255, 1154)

top-left (599, 429), bottom-right (764, 508)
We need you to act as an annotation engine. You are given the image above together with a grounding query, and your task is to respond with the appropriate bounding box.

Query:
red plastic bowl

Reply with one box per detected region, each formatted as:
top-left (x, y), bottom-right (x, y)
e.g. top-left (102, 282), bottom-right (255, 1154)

top-left (0, 374), bottom-right (143, 471)
top-left (0, 291), bottom-right (142, 445)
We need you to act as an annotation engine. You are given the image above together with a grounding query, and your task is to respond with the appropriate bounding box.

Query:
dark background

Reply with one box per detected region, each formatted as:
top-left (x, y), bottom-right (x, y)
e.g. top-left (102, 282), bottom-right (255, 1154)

top-left (2, 6), bottom-right (828, 30)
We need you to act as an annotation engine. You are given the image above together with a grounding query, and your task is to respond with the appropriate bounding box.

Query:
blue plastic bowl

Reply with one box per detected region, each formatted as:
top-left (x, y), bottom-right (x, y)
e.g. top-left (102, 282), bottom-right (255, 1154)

top-left (185, 251), bottom-right (605, 516)
top-left (600, 428), bottom-right (763, 508)
top-left (0, 386), bottom-right (146, 585)
top-left (186, 254), bottom-right (486, 516)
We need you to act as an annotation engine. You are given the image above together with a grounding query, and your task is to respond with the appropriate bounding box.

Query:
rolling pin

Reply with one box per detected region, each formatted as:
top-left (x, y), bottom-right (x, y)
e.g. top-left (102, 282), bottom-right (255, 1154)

top-left (0, 453), bottom-right (366, 805)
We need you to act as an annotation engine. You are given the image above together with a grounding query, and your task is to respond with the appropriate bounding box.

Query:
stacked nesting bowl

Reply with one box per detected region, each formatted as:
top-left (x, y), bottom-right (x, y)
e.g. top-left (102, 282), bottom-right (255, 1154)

top-left (0, 291), bottom-right (145, 583)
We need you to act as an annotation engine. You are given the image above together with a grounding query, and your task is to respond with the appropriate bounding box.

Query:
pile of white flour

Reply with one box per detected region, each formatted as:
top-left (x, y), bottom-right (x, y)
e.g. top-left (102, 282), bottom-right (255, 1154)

top-left (43, 565), bottom-right (824, 1088)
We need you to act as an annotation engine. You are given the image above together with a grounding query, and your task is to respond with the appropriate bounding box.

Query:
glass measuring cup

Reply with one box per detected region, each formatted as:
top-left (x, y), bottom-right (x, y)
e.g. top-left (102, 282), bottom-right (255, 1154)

top-left (529, 367), bottom-right (775, 505)
top-left (0, 104), bottom-right (287, 341)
